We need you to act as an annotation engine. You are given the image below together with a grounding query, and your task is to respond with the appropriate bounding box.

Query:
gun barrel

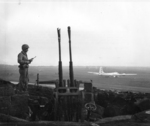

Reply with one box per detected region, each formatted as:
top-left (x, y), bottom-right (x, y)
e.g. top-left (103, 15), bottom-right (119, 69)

top-left (57, 28), bottom-right (63, 87)
top-left (57, 28), bottom-right (61, 62)
top-left (68, 26), bottom-right (74, 87)
top-left (68, 26), bottom-right (71, 40)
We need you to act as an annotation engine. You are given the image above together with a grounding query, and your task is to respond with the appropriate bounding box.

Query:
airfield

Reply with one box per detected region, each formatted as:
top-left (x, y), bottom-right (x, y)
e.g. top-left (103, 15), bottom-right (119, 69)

top-left (1, 64), bottom-right (150, 125)
top-left (0, 64), bottom-right (150, 93)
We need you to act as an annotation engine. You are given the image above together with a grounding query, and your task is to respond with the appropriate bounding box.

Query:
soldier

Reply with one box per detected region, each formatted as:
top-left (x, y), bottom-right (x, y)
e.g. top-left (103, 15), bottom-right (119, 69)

top-left (18, 44), bottom-right (33, 93)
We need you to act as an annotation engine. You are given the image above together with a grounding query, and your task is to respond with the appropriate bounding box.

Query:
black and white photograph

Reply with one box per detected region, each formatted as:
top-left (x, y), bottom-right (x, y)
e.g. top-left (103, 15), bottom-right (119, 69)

top-left (1, 0), bottom-right (150, 125)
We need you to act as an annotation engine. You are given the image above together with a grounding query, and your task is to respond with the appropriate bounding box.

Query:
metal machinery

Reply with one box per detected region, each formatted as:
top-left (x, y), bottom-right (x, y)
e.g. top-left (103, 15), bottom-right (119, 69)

top-left (36, 27), bottom-right (96, 122)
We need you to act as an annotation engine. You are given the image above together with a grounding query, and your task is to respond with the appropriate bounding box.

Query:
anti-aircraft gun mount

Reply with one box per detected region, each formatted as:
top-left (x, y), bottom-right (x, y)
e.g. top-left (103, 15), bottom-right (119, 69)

top-left (36, 26), bottom-right (96, 122)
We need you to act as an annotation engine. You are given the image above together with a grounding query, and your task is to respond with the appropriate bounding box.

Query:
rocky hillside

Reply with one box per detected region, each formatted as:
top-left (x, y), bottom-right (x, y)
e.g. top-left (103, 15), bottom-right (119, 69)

top-left (0, 78), bottom-right (150, 126)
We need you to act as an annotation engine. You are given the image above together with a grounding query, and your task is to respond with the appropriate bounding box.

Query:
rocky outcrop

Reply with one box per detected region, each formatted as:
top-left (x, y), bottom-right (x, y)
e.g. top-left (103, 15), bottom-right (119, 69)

top-left (1, 78), bottom-right (150, 126)
top-left (0, 79), bottom-right (29, 120)
top-left (132, 110), bottom-right (150, 122)
top-left (10, 94), bottom-right (29, 119)
top-left (0, 113), bottom-right (28, 122)
top-left (94, 89), bottom-right (143, 118)
top-left (135, 98), bottom-right (150, 111)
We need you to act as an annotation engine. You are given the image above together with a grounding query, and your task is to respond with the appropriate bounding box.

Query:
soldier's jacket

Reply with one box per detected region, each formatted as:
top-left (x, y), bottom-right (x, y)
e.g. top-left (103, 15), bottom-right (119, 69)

top-left (18, 51), bottom-right (30, 68)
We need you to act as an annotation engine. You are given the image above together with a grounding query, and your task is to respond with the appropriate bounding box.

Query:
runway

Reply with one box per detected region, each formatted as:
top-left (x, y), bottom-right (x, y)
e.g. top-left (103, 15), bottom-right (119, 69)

top-left (94, 82), bottom-right (150, 93)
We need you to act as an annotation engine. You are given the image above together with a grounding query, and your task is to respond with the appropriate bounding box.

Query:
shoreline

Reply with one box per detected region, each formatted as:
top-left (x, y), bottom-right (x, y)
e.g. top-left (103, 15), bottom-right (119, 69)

top-left (10, 81), bottom-right (150, 93)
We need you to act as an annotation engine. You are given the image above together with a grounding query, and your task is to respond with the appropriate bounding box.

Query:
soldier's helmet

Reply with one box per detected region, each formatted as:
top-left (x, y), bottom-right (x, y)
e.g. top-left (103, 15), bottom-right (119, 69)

top-left (22, 44), bottom-right (29, 50)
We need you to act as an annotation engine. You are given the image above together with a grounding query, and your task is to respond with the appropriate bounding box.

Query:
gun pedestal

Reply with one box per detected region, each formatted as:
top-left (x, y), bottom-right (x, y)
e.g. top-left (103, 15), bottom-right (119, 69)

top-left (53, 79), bottom-right (81, 121)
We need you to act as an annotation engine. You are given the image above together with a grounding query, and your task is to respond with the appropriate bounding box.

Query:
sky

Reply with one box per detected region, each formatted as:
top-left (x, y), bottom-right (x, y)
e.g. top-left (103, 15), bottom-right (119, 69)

top-left (0, 0), bottom-right (150, 66)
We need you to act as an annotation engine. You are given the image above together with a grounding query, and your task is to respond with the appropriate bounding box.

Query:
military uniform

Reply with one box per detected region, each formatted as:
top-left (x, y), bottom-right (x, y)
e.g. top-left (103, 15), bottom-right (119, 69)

top-left (18, 51), bottom-right (30, 92)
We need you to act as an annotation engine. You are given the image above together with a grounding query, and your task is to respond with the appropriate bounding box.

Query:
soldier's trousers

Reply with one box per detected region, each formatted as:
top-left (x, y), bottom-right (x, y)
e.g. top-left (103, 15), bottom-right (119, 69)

top-left (19, 68), bottom-right (29, 91)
